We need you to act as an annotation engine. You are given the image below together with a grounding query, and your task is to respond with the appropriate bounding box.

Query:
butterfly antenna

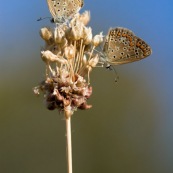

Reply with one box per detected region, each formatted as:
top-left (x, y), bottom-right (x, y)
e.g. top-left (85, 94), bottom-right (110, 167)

top-left (106, 64), bottom-right (119, 83)
top-left (37, 17), bottom-right (52, 22)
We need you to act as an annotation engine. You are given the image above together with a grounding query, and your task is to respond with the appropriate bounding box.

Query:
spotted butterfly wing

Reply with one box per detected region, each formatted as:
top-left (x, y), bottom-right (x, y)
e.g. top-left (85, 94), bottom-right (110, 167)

top-left (103, 27), bottom-right (152, 65)
top-left (47, 0), bottom-right (84, 23)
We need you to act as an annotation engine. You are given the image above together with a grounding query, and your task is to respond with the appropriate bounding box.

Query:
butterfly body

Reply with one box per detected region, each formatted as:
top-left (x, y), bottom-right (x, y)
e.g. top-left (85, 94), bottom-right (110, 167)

top-left (102, 27), bottom-right (152, 65)
top-left (47, 0), bottom-right (84, 24)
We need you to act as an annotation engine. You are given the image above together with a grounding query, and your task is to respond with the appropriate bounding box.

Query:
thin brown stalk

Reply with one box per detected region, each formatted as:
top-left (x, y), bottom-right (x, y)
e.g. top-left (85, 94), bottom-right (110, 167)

top-left (65, 115), bottom-right (72, 173)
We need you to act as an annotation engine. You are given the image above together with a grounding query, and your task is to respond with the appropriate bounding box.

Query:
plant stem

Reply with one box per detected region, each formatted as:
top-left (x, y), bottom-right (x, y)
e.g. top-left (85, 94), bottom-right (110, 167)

top-left (66, 116), bottom-right (72, 173)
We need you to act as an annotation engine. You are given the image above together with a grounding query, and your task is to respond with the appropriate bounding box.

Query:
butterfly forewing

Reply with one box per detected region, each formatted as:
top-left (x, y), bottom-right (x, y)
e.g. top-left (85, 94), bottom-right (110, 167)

top-left (103, 27), bottom-right (152, 65)
top-left (47, 0), bottom-right (84, 23)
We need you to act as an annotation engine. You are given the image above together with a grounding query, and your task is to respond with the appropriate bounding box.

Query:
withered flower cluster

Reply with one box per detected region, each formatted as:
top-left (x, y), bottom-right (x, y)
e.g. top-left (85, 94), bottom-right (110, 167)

top-left (33, 11), bottom-right (103, 118)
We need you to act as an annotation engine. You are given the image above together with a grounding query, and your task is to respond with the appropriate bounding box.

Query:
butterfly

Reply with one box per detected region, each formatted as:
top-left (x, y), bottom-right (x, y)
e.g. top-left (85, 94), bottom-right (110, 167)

top-left (102, 27), bottom-right (152, 66)
top-left (46, 0), bottom-right (84, 23)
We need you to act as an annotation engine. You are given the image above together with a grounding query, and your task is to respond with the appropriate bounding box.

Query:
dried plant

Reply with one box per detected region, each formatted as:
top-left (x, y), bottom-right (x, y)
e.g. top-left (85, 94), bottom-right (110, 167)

top-left (33, 2), bottom-right (151, 173)
top-left (33, 11), bottom-right (103, 173)
top-left (34, 11), bottom-right (103, 118)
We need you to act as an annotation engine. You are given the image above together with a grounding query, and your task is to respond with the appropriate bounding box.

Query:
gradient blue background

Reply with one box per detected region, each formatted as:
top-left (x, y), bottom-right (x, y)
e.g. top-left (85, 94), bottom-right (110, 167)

top-left (1, 0), bottom-right (173, 173)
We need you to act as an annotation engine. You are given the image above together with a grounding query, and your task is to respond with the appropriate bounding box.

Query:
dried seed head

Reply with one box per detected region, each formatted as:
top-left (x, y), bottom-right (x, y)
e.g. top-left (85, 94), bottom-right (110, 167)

top-left (69, 19), bottom-right (84, 40)
top-left (56, 38), bottom-right (68, 51)
top-left (54, 27), bottom-right (65, 44)
top-left (78, 11), bottom-right (90, 26)
top-left (41, 50), bottom-right (55, 63)
top-left (83, 27), bottom-right (92, 45)
top-left (64, 44), bottom-right (75, 60)
top-left (78, 54), bottom-right (99, 79)
top-left (41, 50), bottom-right (68, 65)
top-left (40, 27), bottom-right (53, 44)
top-left (92, 32), bottom-right (104, 47)
top-left (88, 54), bottom-right (99, 68)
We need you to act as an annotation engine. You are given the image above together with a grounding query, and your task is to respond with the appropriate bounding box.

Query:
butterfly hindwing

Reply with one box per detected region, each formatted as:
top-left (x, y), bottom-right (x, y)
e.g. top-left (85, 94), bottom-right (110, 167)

top-left (103, 27), bottom-right (152, 65)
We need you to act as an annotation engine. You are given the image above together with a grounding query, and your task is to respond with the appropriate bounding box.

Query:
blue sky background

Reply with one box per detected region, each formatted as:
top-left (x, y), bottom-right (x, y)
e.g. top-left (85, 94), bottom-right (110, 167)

top-left (1, 0), bottom-right (173, 173)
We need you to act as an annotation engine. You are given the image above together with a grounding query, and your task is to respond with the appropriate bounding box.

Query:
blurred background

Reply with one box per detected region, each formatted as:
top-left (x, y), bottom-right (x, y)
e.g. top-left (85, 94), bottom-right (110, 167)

top-left (0, 0), bottom-right (173, 173)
